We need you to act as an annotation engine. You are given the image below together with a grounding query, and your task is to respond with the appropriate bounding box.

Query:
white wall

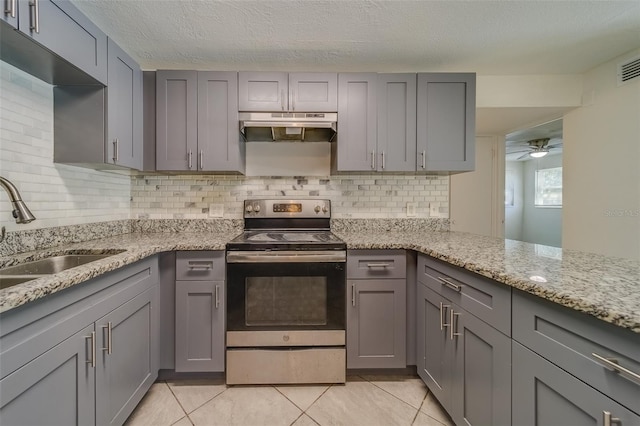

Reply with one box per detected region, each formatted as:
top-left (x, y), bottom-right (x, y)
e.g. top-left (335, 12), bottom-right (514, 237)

top-left (0, 61), bottom-right (131, 232)
top-left (504, 161), bottom-right (524, 241)
top-left (522, 155), bottom-right (562, 247)
top-left (563, 50), bottom-right (640, 260)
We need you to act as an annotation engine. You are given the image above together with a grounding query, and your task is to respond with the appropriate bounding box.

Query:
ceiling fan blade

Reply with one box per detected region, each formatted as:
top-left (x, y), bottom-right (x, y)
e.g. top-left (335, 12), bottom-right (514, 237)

top-left (548, 143), bottom-right (563, 149)
top-left (507, 148), bottom-right (532, 154)
top-left (516, 152), bottom-right (531, 160)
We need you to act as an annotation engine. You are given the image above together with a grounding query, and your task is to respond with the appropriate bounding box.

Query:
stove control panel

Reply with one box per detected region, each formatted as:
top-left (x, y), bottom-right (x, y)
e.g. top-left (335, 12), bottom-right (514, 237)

top-left (244, 199), bottom-right (331, 218)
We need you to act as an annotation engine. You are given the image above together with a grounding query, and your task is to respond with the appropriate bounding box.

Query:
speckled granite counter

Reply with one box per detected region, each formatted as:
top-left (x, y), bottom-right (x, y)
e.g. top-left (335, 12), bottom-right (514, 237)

top-left (2, 227), bottom-right (639, 334)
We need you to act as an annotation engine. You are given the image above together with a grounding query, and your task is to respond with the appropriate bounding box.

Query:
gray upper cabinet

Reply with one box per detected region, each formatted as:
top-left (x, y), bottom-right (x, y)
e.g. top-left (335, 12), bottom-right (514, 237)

top-left (156, 70), bottom-right (243, 173)
top-left (239, 72), bottom-right (337, 112)
top-left (377, 74), bottom-right (417, 172)
top-left (335, 73), bottom-right (377, 171)
top-left (417, 73), bottom-right (475, 172)
top-left (106, 38), bottom-right (143, 169)
top-left (16, 0), bottom-right (107, 84)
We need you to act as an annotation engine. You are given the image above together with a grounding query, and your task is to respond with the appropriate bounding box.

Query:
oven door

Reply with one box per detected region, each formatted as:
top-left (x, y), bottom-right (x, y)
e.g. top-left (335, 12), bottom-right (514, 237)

top-left (226, 250), bottom-right (346, 332)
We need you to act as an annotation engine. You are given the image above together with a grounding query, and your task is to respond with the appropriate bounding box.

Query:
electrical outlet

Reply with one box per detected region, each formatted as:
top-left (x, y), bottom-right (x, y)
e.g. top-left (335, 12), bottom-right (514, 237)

top-left (406, 202), bottom-right (416, 217)
top-left (429, 202), bottom-right (440, 217)
top-left (208, 204), bottom-right (224, 218)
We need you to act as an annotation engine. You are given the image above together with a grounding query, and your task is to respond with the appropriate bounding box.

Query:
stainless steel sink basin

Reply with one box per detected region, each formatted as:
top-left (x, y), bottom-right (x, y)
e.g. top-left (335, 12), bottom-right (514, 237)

top-left (0, 276), bottom-right (37, 290)
top-left (0, 254), bottom-right (115, 276)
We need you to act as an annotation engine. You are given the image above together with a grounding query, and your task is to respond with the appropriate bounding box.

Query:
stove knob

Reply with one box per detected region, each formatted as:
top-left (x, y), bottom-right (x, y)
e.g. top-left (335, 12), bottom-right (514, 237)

top-left (322, 205), bottom-right (328, 213)
top-left (246, 205), bottom-right (253, 213)
top-left (254, 204), bottom-right (261, 212)
top-left (314, 205), bottom-right (321, 213)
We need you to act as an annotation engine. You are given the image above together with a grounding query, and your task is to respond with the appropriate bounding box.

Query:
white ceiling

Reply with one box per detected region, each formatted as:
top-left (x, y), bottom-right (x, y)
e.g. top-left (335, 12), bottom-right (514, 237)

top-left (70, 0), bottom-right (640, 133)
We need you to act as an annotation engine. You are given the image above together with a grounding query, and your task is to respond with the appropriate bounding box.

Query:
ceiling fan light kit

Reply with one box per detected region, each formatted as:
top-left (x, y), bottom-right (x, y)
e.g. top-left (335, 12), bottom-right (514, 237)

top-left (530, 150), bottom-right (549, 158)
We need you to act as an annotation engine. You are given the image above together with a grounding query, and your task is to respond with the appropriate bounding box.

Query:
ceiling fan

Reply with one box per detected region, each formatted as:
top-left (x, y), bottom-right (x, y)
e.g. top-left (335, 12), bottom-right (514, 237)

top-left (507, 138), bottom-right (562, 160)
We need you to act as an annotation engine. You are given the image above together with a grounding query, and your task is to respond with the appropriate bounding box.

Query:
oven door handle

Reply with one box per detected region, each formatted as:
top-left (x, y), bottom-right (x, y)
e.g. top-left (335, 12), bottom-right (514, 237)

top-left (226, 250), bottom-right (346, 263)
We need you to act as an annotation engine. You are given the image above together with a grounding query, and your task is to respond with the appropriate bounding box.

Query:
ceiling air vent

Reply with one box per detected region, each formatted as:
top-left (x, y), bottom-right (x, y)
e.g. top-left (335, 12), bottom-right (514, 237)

top-left (618, 55), bottom-right (640, 85)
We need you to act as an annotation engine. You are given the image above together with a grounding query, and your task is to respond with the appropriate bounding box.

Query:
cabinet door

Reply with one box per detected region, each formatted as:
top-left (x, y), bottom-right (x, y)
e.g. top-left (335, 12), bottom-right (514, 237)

top-left (197, 71), bottom-right (244, 173)
top-left (451, 306), bottom-right (511, 426)
top-left (0, 324), bottom-right (95, 426)
top-left (175, 280), bottom-right (225, 372)
top-left (417, 73), bottom-right (475, 172)
top-left (416, 283), bottom-right (453, 412)
top-left (156, 70), bottom-right (198, 170)
top-left (17, 0), bottom-right (107, 84)
top-left (512, 342), bottom-right (640, 426)
top-left (336, 73), bottom-right (377, 171)
top-left (107, 38), bottom-right (142, 170)
top-left (347, 279), bottom-right (406, 369)
top-left (289, 72), bottom-right (338, 112)
top-left (95, 287), bottom-right (158, 426)
top-left (238, 71), bottom-right (288, 111)
top-left (377, 74), bottom-right (416, 171)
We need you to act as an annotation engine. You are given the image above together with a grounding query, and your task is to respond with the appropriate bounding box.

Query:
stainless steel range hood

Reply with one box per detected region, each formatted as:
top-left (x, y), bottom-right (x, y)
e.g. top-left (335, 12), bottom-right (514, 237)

top-left (240, 112), bottom-right (337, 142)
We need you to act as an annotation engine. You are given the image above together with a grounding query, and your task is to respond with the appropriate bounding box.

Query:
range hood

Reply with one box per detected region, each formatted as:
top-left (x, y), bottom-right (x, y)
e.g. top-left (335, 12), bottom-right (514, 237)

top-left (240, 112), bottom-right (337, 142)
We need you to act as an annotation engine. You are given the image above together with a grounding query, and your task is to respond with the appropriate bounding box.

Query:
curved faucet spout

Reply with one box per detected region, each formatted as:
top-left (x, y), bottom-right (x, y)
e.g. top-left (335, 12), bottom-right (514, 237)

top-left (0, 176), bottom-right (36, 224)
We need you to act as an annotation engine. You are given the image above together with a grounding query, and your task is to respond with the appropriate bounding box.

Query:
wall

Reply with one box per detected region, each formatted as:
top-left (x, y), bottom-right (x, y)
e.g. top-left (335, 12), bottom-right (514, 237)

top-left (504, 161), bottom-right (524, 241)
top-left (521, 154), bottom-right (562, 247)
top-left (130, 173), bottom-right (449, 219)
top-left (0, 61), bottom-right (131, 232)
top-left (563, 49), bottom-right (640, 260)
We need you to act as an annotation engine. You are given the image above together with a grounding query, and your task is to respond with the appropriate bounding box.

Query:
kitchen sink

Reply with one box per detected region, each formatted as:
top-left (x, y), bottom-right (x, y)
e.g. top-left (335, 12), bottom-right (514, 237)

top-left (0, 254), bottom-right (117, 276)
top-left (0, 276), bottom-right (37, 290)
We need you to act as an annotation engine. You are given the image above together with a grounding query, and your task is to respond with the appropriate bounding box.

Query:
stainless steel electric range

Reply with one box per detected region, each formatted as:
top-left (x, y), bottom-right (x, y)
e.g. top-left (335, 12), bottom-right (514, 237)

top-left (225, 199), bottom-right (346, 385)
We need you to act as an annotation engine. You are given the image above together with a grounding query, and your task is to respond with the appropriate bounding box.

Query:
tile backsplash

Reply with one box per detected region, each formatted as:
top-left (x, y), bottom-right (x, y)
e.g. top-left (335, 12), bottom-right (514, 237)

top-left (0, 61), bottom-right (131, 232)
top-left (131, 174), bottom-right (449, 219)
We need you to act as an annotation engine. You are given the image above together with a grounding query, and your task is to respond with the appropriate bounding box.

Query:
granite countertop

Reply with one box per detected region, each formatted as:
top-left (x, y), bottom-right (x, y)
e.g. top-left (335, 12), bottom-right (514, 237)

top-left (1, 228), bottom-right (639, 334)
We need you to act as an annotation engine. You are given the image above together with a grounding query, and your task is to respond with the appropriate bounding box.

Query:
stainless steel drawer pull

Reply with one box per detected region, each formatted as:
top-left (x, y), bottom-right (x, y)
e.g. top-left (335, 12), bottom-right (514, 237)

top-left (5, 0), bottom-right (16, 18)
top-left (367, 262), bottom-right (391, 268)
top-left (592, 352), bottom-right (640, 384)
top-left (86, 331), bottom-right (96, 368)
top-left (450, 309), bottom-right (461, 340)
top-left (439, 302), bottom-right (450, 331)
top-left (188, 261), bottom-right (213, 270)
top-left (603, 411), bottom-right (621, 426)
top-left (102, 322), bottom-right (112, 354)
top-left (215, 285), bottom-right (220, 309)
top-left (438, 276), bottom-right (462, 292)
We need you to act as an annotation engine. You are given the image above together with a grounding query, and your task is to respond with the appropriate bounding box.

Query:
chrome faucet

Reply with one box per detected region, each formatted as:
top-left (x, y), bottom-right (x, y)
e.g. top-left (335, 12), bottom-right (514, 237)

top-left (0, 176), bottom-right (36, 224)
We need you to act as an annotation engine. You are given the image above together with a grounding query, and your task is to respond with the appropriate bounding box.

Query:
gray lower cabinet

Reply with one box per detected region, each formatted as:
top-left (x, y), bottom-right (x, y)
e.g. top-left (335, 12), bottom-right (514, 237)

top-left (156, 71), bottom-right (243, 172)
top-left (417, 73), bottom-right (475, 172)
top-left (346, 250), bottom-right (407, 369)
top-left (174, 251), bottom-right (225, 372)
top-left (0, 257), bottom-right (159, 426)
top-left (416, 253), bottom-right (511, 426)
top-left (512, 342), bottom-right (640, 426)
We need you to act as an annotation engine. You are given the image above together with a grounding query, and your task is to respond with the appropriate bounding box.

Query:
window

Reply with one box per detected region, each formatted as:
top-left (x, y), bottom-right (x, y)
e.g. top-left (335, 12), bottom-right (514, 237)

top-left (535, 167), bottom-right (562, 207)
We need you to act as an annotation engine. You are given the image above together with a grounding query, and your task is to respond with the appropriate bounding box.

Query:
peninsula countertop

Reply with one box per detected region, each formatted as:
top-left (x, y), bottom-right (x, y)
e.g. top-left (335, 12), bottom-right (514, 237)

top-left (1, 229), bottom-right (638, 334)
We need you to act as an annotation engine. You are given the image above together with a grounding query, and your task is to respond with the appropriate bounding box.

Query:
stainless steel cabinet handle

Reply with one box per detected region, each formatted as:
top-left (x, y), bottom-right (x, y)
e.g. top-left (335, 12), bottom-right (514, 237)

top-left (112, 139), bottom-right (118, 163)
top-left (367, 262), bottom-right (391, 268)
top-left (291, 88), bottom-right (295, 111)
top-left (381, 151), bottom-right (385, 169)
top-left (281, 89), bottom-right (286, 111)
top-left (188, 260), bottom-right (212, 270)
top-left (188, 150), bottom-right (193, 169)
top-left (86, 331), bottom-right (96, 368)
top-left (450, 309), bottom-right (462, 340)
top-left (592, 352), bottom-right (640, 384)
top-left (421, 150), bottom-right (426, 169)
top-left (102, 322), bottom-right (112, 354)
top-left (29, 0), bottom-right (39, 33)
top-left (351, 283), bottom-right (356, 307)
top-left (215, 285), bottom-right (220, 309)
top-left (439, 302), bottom-right (450, 331)
top-left (199, 150), bottom-right (204, 170)
top-left (5, 0), bottom-right (16, 18)
top-left (603, 411), bottom-right (621, 426)
top-left (371, 150), bottom-right (376, 169)
top-left (438, 276), bottom-right (462, 292)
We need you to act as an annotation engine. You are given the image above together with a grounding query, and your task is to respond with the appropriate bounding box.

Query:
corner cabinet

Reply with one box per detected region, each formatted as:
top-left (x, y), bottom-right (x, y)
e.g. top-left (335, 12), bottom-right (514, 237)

top-left (0, 257), bottom-right (160, 426)
top-left (416, 254), bottom-right (511, 426)
top-left (346, 250), bottom-right (407, 369)
top-left (417, 73), bottom-right (476, 172)
top-left (174, 251), bottom-right (226, 372)
top-left (238, 72), bottom-right (337, 112)
top-left (156, 71), bottom-right (243, 173)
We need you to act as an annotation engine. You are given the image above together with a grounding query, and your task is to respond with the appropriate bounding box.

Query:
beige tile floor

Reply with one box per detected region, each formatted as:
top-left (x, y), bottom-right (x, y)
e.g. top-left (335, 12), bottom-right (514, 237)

top-left (125, 375), bottom-right (454, 426)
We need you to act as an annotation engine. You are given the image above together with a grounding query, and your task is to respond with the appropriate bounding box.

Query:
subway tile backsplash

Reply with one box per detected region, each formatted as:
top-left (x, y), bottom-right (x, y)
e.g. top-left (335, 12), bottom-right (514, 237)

top-left (131, 174), bottom-right (449, 219)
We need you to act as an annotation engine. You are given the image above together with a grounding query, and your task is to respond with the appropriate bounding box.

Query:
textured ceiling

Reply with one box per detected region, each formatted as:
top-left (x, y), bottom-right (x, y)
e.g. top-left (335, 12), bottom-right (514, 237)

top-left (71, 0), bottom-right (640, 74)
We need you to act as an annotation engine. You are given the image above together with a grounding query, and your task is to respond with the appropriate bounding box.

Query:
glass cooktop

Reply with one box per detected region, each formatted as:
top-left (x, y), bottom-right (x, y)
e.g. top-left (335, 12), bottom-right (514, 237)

top-left (227, 230), bottom-right (345, 250)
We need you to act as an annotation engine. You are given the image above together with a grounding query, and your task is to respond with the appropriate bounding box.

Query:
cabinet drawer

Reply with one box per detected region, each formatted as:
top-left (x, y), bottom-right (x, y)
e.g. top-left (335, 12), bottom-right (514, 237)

top-left (417, 254), bottom-right (510, 335)
top-left (175, 251), bottom-right (225, 281)
top-left (347, 250), bottom-right (406, 279)
top-left (513, 290), bottom-right (640, 414)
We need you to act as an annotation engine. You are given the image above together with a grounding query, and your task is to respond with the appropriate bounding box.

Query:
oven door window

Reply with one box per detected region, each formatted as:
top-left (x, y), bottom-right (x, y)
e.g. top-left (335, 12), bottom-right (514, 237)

top-left (246, 277), bottom-right (327, 326)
